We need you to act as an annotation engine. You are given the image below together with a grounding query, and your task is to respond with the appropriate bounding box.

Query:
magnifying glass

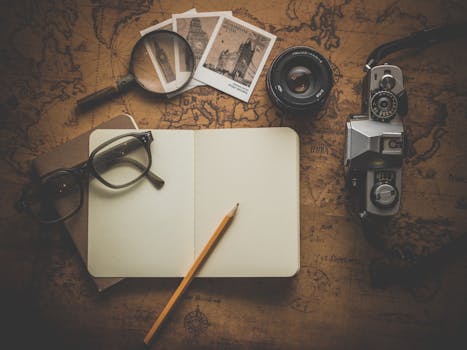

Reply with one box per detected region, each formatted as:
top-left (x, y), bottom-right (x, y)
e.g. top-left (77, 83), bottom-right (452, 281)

top-left (76, 30), bottom-right (195, 109)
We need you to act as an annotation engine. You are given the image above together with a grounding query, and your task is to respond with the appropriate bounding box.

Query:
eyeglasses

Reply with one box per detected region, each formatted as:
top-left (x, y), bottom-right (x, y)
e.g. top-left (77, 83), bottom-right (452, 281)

top-left (15, 131), bottom-right (164, 224)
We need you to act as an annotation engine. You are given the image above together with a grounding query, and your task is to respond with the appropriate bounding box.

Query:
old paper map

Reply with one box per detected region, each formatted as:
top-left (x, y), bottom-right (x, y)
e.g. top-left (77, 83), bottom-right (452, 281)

top-left (1, 1), bottom-right (467, 349)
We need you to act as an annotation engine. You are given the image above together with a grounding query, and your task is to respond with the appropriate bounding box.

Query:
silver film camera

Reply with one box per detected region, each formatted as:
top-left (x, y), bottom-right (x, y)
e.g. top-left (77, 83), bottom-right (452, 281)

top-left (345, 63), bottom-right (407, 219)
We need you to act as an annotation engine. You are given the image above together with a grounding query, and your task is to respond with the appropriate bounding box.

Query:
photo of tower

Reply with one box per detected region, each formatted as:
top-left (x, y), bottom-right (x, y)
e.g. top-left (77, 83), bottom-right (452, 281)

top-left (175, 15), bottom-right (221, 71)
top-left (154, 41), bottom-right (176, 83)
top-left (202, 18), bottom-right (271, 87)
top-left (186, 18), bottom-right (209, 61)
top-left (216, 39), bottom-right (255, 83)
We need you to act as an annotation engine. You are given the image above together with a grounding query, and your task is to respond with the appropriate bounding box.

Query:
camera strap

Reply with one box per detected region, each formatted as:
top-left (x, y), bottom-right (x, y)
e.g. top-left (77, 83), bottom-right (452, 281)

top-left (364, 21), bottom-right (467, 71)
top-left (363, 212), bottom-right (467, 288)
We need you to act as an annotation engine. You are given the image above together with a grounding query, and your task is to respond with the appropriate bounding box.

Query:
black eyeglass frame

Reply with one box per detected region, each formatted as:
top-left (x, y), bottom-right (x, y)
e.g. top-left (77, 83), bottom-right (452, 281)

top-left (88, 130), bottom-right (154, 189)
top-left (16, 131), bottom-right (163, 224)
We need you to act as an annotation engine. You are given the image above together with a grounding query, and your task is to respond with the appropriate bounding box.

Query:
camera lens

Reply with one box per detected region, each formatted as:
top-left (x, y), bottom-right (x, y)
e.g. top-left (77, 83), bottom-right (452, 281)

top-left (286, 66), bottom-right (312, 93)
top-left (266, 46), bottom-right (333, 113)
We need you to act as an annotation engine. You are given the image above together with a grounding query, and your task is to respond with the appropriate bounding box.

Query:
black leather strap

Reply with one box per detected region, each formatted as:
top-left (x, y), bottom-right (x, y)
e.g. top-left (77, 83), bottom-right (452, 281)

top-left (364, 22), bottom-right (467, 71)
top-left (363, 213), bottom-right (467, 288)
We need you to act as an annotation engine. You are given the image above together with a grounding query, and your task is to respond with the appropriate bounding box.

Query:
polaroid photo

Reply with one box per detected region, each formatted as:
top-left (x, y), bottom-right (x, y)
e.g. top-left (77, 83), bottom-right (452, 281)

top-left (139, 9), bottom-right (196, 92)
top-left (169, 11), bottom-right (232, 97)
top-left (194, 16), bottom-right (276, 102)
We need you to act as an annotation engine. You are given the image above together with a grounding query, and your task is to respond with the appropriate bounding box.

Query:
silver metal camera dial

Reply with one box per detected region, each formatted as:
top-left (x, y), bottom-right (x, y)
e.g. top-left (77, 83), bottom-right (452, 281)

top-left (371, 182), bottom-right (399, 209)
top-left (370, 90), bottom-right (398, 122)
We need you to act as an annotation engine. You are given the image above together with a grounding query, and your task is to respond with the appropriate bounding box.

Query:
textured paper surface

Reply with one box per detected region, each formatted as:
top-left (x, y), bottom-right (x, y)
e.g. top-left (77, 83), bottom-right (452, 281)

top-left (88, 130), bottom-right (195, 277)
top-left (87, 128), bottom-right (299, 277)
top-left (195, 128), bottom-right (300, 277)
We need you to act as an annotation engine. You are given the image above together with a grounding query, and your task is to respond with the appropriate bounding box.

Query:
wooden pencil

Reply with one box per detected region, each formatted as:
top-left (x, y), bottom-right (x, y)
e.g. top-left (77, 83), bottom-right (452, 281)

top-left (143, 203), bottom-right (239, 346)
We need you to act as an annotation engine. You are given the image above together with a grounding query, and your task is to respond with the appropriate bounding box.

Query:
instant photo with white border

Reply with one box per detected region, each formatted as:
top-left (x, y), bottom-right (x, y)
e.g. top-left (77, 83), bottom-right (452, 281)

top-left (171, 11), bottom-right (232, 95)
top-left (139, 9), bottom-right (196, 93)
top-left (194, 16), bottom-right (276, 102)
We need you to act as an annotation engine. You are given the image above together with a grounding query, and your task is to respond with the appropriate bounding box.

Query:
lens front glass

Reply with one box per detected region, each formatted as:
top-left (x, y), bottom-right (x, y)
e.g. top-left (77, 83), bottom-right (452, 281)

top-left (25, 171), bottom-right (82, 223)
top-left (286, 66), bottom-right (312, 93)
top-left (132, 30), bottom-right (194, 94)
top-left (281, 56), bottom-right (322, 99)
top-left (92, 135), bottom-right (150, 187)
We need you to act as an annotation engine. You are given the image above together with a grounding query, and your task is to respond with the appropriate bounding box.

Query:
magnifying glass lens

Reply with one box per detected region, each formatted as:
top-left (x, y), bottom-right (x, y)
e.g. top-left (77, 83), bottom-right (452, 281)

top-left (132, 31), bottom-right (194, 94)
top-left (76, 30), bottom-right (195, 110)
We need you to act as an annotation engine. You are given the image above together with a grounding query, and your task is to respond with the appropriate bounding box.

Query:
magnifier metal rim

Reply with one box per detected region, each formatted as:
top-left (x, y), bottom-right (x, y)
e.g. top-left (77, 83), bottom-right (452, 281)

top-left (129, 29), bottom-right (195, 96)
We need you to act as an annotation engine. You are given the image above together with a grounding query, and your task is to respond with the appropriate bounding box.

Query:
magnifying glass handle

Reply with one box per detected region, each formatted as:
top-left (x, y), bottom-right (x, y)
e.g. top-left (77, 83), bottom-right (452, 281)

top-left (76, 74), bottom-right (135, 110)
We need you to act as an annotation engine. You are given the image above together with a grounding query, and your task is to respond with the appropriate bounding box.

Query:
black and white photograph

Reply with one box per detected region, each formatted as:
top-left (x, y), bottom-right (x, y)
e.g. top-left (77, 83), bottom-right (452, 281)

top-left (171, 11), bottom-right (232, 95)
top-left (173, 12), bottom-right (231, 71)
top-left (140, 9), bottom-right (196, 92)
top-left (195, 16), bottom-right (276, 102)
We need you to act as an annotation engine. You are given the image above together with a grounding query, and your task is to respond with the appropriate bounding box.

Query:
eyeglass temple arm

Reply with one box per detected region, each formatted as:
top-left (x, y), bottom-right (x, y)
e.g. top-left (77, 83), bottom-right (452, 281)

top-left (92, 156), bottom-right (164, 189)
top-left (146, 172), bottom-right (165, 189)
top-left (113, 157), bottom-right (165, 189)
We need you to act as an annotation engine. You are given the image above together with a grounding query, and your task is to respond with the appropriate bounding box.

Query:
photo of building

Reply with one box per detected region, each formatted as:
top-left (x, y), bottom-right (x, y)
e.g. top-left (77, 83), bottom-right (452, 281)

top-left (202, 18), bottom-right (271, 88)
top-left (186, 18), bottom-right (209, 61)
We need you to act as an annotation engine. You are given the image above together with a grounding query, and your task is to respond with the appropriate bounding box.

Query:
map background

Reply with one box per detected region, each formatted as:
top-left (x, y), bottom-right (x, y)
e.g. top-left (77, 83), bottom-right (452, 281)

top-left (1, 0), bottom-right (466, 349)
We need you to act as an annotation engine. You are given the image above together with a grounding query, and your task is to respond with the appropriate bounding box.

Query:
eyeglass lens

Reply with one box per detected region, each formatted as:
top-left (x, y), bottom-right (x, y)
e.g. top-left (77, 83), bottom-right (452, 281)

top-left (26, 171), bottom-right (82, 223)
top-left (18, 133), bottom-right (153, 223)
top-left (92, 135), bottom-right (150, 187)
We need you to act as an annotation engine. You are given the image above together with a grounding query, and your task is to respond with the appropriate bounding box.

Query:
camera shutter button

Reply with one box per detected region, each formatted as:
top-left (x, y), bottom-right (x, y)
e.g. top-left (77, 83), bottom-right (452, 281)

top-left (371, 183), bottom-right (399, 209)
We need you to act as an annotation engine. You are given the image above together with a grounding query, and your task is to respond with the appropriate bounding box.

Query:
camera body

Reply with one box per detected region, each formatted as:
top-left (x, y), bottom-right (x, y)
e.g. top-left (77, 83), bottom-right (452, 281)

top-left (345, 64), bottom-right (407, 218)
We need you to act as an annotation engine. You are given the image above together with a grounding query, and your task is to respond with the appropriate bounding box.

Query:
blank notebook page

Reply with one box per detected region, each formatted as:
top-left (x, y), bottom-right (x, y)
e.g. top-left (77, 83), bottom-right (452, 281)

top-left (87, 130), bottom-right (195, 277)
top-left (194, 128), bottom-right (300, 277)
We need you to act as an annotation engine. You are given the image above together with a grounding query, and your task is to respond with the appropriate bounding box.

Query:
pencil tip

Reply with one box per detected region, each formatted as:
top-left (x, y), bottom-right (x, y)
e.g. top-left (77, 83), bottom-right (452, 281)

top-left (229, 203), bottom-right (239, 217)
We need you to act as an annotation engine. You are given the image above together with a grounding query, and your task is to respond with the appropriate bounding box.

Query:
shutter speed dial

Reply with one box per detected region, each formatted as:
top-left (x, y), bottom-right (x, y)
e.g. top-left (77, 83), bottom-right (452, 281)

top-left (370, 90), bottom-right (398, 122)
top-left (370, 182), bottom-right (399, 209)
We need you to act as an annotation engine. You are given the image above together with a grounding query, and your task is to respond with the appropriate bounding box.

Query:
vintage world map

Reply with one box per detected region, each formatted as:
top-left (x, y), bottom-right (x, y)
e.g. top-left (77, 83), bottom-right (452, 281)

top-left (1, 1), bottom-right (466, 349)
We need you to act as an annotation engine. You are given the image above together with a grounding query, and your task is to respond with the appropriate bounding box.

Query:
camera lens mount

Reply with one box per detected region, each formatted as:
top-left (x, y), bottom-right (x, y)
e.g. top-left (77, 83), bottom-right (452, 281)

top-left (266, 46), bottom-right (334, 113)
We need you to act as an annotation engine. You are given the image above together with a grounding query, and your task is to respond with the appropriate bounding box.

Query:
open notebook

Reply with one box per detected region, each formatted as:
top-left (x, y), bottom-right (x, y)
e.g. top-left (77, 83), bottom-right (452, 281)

top-left (88, 128), bottom-right (300, 277)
